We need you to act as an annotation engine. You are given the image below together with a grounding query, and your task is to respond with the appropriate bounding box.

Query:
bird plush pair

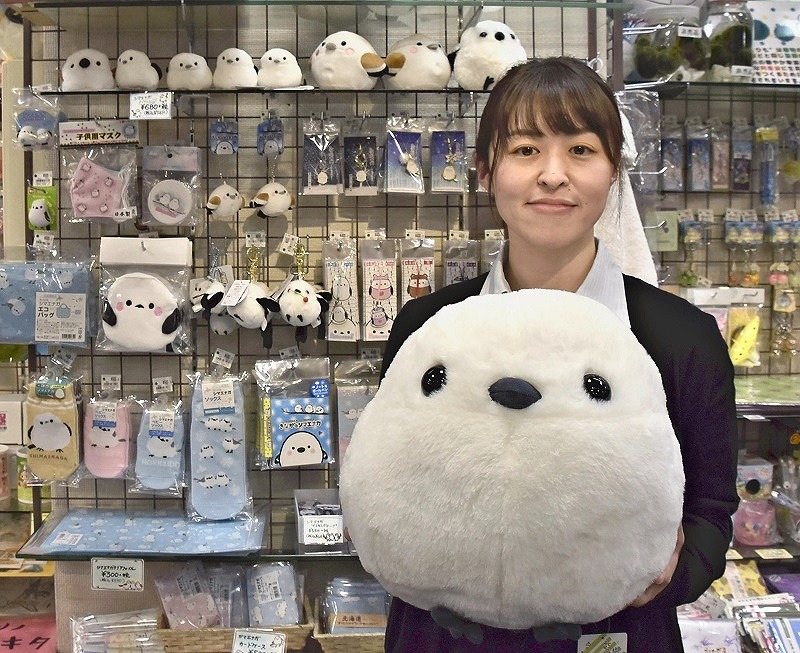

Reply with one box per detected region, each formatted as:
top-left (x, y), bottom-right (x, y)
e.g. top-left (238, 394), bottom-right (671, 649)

top-left (205, 181), bottom-right (294, 220)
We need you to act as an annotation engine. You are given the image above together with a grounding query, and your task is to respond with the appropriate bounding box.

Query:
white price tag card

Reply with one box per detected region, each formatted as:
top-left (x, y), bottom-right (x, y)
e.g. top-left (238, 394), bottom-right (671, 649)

top-left (578, 633), bottom-right (627, 653)
top-left (52, 347), bottom-right (77, 370)
top-left (725, 548), bottom-right (743, 560)
top-left (677, 25), bottom-right (702, 38)
top-left (302, 515), bottom-right (344, 545)
top-left (231, 629), bottom-right (287, 653)
top-left (101, 375), bottom-right (122, 392)
top-left (449, 230), bottom-right (470, 241)
top-left (32, 171), bottom-right (53, 187)
top-left (32, 231), bottom-right (55, 251)
top-left (202, 379), bottom-right (235, 415)
top-left (364, 229), bottom-right (381, 240)
top-left (152, 376), bottom-right (173, 395)
top-left (329, 230), bottom-right (350, 241)
top-left (360, 348), bottom-right (381, 361)
top-left (91, 558), bottom-right (144, 591)
top-left (755, 548), bottom-right (793, 560)
top-left (279, 346), bottom-right (300, 360)
top-left (35, 292), bottom-right (87, 343)
top-left (129, 91), bottom-right (173, 120)
top-left (278, 233), bottom-right (300, 256)
top-left (212, 348), bottom-right (235, 369)
top-left (404, 229), bottom-right (426, 240)
top-left (484, 229), bottom-right (504, 240)
top-left (245, 232), bottom-right (267, 249)
top-left (221, 280), bottom-right (251, 307)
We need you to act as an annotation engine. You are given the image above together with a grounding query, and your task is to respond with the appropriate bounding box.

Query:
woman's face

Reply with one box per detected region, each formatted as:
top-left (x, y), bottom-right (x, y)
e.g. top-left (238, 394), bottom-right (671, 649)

top-left (479, 125), bottom-right (616, 254)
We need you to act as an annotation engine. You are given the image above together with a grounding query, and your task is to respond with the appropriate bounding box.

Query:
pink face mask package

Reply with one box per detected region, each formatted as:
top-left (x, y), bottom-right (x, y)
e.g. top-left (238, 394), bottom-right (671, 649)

top-left (59, 119), bottom-right (138, 223)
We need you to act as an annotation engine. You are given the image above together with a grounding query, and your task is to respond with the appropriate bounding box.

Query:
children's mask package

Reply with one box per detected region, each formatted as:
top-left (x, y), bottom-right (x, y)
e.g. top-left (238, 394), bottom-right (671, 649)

top-left (60, 119), bottom-right (138, 223)
top-left (0, 255), bottom-right (93, 346)
top-left (254, 357), bottom-right (332, 470)
top-left (187, 371), bottom-right (250, 521)
top-left (96, 237), bottom-right (192, 353)
top-left (141, 145), bottom-right (202, 227)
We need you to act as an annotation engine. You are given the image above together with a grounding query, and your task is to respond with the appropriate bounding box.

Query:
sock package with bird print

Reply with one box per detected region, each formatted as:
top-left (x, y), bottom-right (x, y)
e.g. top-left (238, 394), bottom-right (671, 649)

top-left (254, 357), bottom-right (332, 470)
top-left (82, 388), bottom-right (133, 480)
top-left (24, 351), bottom-right (80, 483)
top-left (188, 370), bottom-right (249, 521)
top-left (131, 386), bottom-right (185, 495)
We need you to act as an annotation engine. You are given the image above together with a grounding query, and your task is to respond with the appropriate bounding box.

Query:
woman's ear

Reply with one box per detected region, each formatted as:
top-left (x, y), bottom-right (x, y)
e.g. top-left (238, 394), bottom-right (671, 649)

top-left (476, 158), bottom-right (490, 193)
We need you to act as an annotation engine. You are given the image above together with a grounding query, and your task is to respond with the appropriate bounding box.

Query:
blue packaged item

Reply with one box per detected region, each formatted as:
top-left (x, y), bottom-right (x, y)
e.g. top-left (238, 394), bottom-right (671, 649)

top-left (246, 562), bottom-right (301, 627)
top-left (322, 577), bottom-right (390, 634)
top-left (0, 259), bottom-right (93, 345)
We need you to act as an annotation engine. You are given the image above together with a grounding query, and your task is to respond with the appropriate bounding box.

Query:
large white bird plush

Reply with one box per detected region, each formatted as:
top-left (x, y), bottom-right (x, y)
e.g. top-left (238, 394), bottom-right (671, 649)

top-left (310, 31), bottom-right (387, 90)
top-left (385, 34), bottom-right (451, 90)
top-left (213, 48), bottom-right (258, 89)
top-left (453, 20), bottom-right (527, 91)
top-left (258, 48), bottom-right (303, 89)
top-left (166, 53), bottom-right (213, 91)
top-left (341, 289), bottom-right (684, 631)
top-left (115, 49), bottom-right (161, 90)
top-left (61, 48), bottom-right (116, 91)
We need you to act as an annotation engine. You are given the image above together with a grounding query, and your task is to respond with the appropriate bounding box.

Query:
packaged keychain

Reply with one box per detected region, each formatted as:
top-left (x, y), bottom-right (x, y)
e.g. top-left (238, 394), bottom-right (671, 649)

top-left (23, 348), bottom-right (81, 484)
top-left (130, 377), bottom-right (185, 495)
top-left (254, 357), bottom-right (332, 470)
top-left (188, 356), bottom-right (250, 521)
top-left (301, 114), bottom-right (342, 195)
top-left (361, 234), bottom-right (397, 341)
top-left (481, 230), bottom-right (505, 274)
top-left (342, 116), bottom-right (379, 196)
top-left (12, 87), bottom-right (66, 149)
top-left (27, 183), bottom-right (58, 231)
top-left (686, 117), bottom-right (711, 192)
top-left (96, 237), bottom-right (192, 353)
top-left (60, 118), bottom-right (139, 223)
top-left (323, 233), bottom-right (359, 342)
top-left (660, 115), bottom-right (684, 193)
top-left (209, 118), bottom-right (239, 155)
top-left (677, 211), bottom-right (705, 288)
top-left (141, 145), bottom-right (202, 227)
top-left (334, 358), bottom-right (380, 472)
top-left (429, 116), bottom-right (468, 194)
top-left (400, 234), bottom-right (435, 309)
top-left (384, 114), bottom-right (424, 194)
top-left (732, 118), bottom-right (753, 192)
top-left (257, 110), bottom-right (285, 160)
top-left (756, 121), bottom-right (780, 208)
top-left (82, 383), bottom-right (134, 480)
top-left (443, 236), bottom-right (480, 286)
top-left (710, 118), bottom-right (731, 190)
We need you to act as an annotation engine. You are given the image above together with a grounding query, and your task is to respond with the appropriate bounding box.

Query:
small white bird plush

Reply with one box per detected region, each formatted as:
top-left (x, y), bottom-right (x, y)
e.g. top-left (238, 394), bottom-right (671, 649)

top-left (385, 34), bottom-right (451, 90)
top-left (341, 289), bottom-right (684, 631)
top-left (257, 48), bottom-right (303, 89)
top-left (28, 199), bottom-right (52, 230)
top-left (61, 48), bottom-right (117, 91)
top-left (310, 31), bottom-right (387, 90)
top-left (206, 182), bottom-right (245, 219)
top-left (213, 48), bottom-right (258, 89)
top-left (453, 20), bottom-right (527, 91)
top-left (250, 181), bottom-right (294, 218)
top-left (166, 52), bottom-right (213, 91)
top-left (115, 49), bottom-right (161, 90)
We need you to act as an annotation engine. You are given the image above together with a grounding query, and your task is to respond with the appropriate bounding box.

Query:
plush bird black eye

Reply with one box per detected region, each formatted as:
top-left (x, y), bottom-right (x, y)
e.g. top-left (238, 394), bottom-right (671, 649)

top-left (125, 300), bottom-right (132, 306)
top-left (583, 374), bottom-right (611, 401)
top-left (479, 31), bottom-right (488, 37)
top-left (421, 365), bottom-right (446, 396)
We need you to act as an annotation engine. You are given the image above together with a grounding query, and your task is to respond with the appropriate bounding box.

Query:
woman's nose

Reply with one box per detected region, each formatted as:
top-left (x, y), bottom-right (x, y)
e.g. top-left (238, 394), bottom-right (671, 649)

top-left (537, 155), bottom-right (569, 187)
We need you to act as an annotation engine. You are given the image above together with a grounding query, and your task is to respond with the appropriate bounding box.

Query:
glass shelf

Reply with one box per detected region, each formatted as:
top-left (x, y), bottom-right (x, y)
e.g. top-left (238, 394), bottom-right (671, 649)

top-left (42, 87), bottom-right (488, 97)
top-left (735, 376), bottom-right (800, 418)
top-left (33, 0), bottom-right (631, 9)
top-left (0, 491), bottom-right (50, 515)
top-left (626, 80), bottom-right (800, 100)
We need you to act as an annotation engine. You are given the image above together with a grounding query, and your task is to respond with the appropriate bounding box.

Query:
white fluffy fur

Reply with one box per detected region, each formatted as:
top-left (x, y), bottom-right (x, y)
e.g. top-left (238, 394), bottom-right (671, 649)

top-left (453, 20), bottom-right (526, 91)
top-left (213, 48), bottom-right (258, 89)
top-left (61, 49), bottom-right (116, 91)
top-left (385, 35), bottom-right (451, 90)
top-left (340, 289), bottom-right (684, 629)
top-left (166, 53), bottom-right (213, 91)
top-left (310, 31), bottom-right (380, 90)
top-left (115, 49), bottom-right (159, 90)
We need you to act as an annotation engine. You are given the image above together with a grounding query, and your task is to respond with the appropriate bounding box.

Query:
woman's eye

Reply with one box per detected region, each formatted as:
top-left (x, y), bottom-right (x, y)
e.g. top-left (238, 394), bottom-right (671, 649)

top-left (514, 146), bottom-right (535, 156)
top-left (571, 145), bottom-right (593, 156)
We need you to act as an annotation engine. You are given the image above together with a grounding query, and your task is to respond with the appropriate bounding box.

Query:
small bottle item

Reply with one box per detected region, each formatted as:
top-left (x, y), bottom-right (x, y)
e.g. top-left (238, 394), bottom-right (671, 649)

top-left (704, 0), bottom-right (753, 82)
top-left (633, 5), bottom-right (707, 82)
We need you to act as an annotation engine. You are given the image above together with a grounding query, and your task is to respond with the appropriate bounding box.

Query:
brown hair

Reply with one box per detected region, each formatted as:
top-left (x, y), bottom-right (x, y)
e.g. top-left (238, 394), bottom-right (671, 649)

top-left (475, 57), bottom-right (623, 192)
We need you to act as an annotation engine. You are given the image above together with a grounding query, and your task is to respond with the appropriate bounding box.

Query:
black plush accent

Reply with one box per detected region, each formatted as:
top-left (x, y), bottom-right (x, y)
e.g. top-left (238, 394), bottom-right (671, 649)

top-left (162, 308), bottom-right (182, 335)
top-left (102, 300), bottom-right (117, 326)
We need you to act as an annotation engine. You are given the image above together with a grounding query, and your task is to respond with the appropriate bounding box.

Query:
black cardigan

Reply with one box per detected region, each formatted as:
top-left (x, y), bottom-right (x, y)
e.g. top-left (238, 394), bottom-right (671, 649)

top-left (378, 273), bottom-right (739, 653)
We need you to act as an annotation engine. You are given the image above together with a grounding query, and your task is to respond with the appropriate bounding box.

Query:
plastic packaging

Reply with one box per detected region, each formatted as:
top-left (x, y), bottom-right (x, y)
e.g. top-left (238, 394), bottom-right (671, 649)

top-left (631, 5), bottom-right (707, 82)
top-left (301, 115), bottom-right (342, 195)
top-left (334, 358), bottom-right (380, 471)
top-left (399, 236), bottom-right (435, 309)
top-left (443, 238), bottom-right (480, 286)
top-left (660, 116), bottom-right (684, 192)
top-left (246, 562), bottom-right (303, 627)
top-left (82, 392), bottom-right (134, 479)
top-left (361, 236), bottom-right (397, 341)
top-left (206, 563), bottom-right (248, 628)
top-left (130, 395), bottom-right (186, 495)
top-left (384, 115), bottom-right (424, 194)
top-left (154, 560), bottom-right (221, 629)
top-left (342, 117), bottom-right (380, 196)
top-left (321, 577), bottom-right (390, 634)
top-left (733, 499), bottom-right (781, 546)
top-left (12, 87), bottom-right (65, 149)
top-left (323, 234), bottom-right (359, 342)
top-left (72, 608), bottom-right (164, 653)
top-left (141, 145), bottom-right (202, 227)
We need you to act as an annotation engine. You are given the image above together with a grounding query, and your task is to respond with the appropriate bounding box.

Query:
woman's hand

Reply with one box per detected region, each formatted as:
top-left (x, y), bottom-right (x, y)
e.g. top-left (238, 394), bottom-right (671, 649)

top-left (628, 524), bottom-right (685, 608)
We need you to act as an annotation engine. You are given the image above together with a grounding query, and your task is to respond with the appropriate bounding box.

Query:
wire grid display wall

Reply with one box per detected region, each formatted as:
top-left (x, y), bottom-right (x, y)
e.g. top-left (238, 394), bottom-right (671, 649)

top-left (22, 2), bottom-right (616, 553)
top-left (653, 85), bottom-right (800, 377)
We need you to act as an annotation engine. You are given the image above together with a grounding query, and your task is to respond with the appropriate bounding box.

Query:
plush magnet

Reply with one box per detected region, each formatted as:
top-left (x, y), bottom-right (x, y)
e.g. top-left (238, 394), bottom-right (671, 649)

top-left (225, 281), bottom-right (274, 347)
top-left (258, 48), bottom-right (303, 89)
top-left (249, 181), bottom-right (294, 218)
top-left (102, 272), bottom-right (183, 352)
top-left (213, 48), bottom-right (258, 89)
top-left (61, 48), bottom-right (117, 91)
top-left (28, 199), bottom-right (52, 230)
top-left (340, 289), bottom-right (684, 631)
top-left (263, 278), bottom-right (332, 343)
top-left (452, 20), bottom-right (527, 91)
top-left (310, 31), bottom-right (388, 90)
top-left (206, 182), bottom-right (245, 220)
top-left (166, 53), bottom-right (213, 91)
top-left (115, 49), bottom-right (161, 90)
top-left (385, 35), bottom-right (451, 90)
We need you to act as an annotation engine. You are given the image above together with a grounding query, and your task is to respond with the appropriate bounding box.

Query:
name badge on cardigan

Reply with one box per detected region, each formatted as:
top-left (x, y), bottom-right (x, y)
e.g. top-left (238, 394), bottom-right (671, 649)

top-left (578, 633), bottom-right (627, 653)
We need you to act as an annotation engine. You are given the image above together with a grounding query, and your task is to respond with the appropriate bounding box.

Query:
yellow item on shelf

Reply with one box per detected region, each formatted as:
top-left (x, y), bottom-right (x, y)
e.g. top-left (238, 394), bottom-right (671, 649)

top-left (710, 560), bottom-right (768, 600)
top-left (729, 314), bottom-right (760, 366)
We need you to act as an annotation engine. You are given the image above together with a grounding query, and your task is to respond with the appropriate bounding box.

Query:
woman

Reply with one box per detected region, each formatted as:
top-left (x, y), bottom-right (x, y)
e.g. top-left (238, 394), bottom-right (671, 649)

top-left (379, 57), bottom-right (739, 652)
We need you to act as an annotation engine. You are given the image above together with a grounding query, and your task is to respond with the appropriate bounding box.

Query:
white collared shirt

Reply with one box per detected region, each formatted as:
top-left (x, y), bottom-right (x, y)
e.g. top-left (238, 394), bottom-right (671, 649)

top-left (480, 239), bottom-right (630, 327)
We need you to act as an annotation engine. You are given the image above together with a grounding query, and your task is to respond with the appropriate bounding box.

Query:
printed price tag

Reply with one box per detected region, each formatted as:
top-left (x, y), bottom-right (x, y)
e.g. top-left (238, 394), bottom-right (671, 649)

top-left (92, 401), bottom-right (117, 428)
top-left (212, 348), bottom-right (235, 369)
top-left (404, 229), bottom-right (426, 240)
top-left (361, 348), bottom-right (381, 361)
top-left (101, 375), bottom-right (122, 392)
top-left (725, 548), bottom-right (743, 560)
top-left (329, 230), bottom-right (350, 241)
top-left (152, 376), bottom-right (173, 395)
top-left (253, 570), bottom-right (283, 603)
top-left (91, 558), bottom-right (144, 591)
top-left (32, 231), bottom-right (55, 251)
top-left (32, 171), bottom-right (53, 187)
top-left (756, 548), bottom-right (793, 560)
top-left (677, 25), bottom-right (702, 38)
top-left (129, 91), bottom-right (173, 120)
top-left (245, 231), bottom-right (267, 248)
top-left (201, 379), bottom-right (235, 415)
top-left (35, 292), bottom-right (86, 343)
top-left (731, 65), bottom-right (753, 77)
top-left (364, 229), bottom-right (381, 240)
top-left (149, 410), bottom-right (175, 437)
top-left (449, 230), bottom-right (470, 240)
top-left (578, 633), bottom-right (627, 653)
top-left (53, 531), bottom-right (82, 546)
top-left (231, 630), bottom-right (287, 653)
top-left (51, 347), bottom-right (77, 370)
top-left (484, 229), bottom-right (504, 240)
top-left (279, 346), bottom-right (300, 360)
top-left (302, 515), bottom-right (344, 545)
top-left (221, 280), bottom-right (251, 307)
top-left (278, 233), bottom-right (301, 256)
